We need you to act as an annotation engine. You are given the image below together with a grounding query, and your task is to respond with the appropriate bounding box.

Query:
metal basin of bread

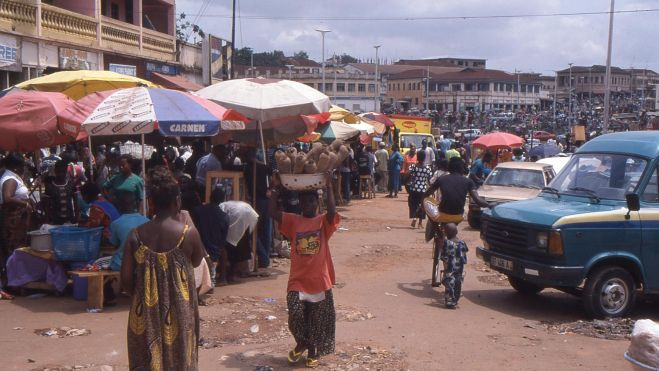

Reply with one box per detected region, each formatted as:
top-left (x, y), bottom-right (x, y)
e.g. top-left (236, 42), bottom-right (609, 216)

top-left (279, 173), bottom-right (325, 191)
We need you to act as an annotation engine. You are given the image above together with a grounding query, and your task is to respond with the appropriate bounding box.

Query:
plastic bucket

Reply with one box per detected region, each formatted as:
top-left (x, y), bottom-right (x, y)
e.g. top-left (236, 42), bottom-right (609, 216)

top-left (71, 262), bottom-right (88, 301)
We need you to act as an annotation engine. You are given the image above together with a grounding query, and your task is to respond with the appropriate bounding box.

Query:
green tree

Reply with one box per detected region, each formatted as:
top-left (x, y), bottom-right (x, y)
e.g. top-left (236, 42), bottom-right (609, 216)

top-left (176, 13), bottom-right (205, 44)
top-left (293, 51), bottom-right (309, 60)
top-left (337, 53), bottom-right (358, 64)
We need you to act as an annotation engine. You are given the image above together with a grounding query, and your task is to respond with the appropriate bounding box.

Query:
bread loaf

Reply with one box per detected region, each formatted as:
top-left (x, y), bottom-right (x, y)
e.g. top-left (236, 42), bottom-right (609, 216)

top-left (330, 139), bottom-right (343, 153)
top-left (293, 153), bottom-right (306, 174)
top-left (337, 145), bottom-right (350, 164)
top-left (307, 142), bottom-right (325, 163)
top-left (303, 160), bottom-right (318, 174)
top-left (316, 153), bottom-right (331, 172)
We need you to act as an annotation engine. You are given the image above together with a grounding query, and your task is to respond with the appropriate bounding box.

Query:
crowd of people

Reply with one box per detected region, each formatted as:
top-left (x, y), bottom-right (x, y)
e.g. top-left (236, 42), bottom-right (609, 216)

top-left (0, 130), bottom-right (566, 368)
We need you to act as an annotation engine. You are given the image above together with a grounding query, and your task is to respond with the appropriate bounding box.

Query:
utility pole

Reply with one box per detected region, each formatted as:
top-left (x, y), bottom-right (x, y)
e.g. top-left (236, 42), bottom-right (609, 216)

top-left (568, 62), bottom-right (573, 129)
top-left (374, 45), bottom-right (380, 112)
top-left (553, 72), bottom-right (558, 133)
top-left (230, 0), bottom-right (236, 79)
top-left (603, 0), bottom-right (615, 133)
top-left (315, 29), bottom-right (331, 94)
top-left (425, 65), bottom-right (430, 112)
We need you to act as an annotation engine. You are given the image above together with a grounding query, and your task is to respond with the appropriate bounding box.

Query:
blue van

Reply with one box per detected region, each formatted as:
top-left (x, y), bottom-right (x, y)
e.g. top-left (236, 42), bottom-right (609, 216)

top-left (477, 131), bottom-right (659, 318)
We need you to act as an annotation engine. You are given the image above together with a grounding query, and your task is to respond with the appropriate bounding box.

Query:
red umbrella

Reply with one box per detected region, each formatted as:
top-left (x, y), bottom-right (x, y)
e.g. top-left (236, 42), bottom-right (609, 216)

top-left (471, 132), bottom-right (524, 150)
top-left (0, 91), bottom-right (84, 151)
top-left (359, 112), bottom-right (394, 127)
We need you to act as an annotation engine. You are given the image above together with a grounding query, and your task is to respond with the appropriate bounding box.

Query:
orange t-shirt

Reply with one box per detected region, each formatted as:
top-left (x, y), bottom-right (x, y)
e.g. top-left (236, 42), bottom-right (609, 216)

top-left (402, 154), bottom-right (417, 174)
top-left (280, 212), bottom-right (340, 293)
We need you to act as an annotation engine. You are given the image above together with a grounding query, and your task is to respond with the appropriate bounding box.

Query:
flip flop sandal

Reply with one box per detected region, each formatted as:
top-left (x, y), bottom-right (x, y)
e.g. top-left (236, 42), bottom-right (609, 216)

top-left (288, 349), bottom-right (304, 364)
top-left (305, 357), bottom-right (319, 368)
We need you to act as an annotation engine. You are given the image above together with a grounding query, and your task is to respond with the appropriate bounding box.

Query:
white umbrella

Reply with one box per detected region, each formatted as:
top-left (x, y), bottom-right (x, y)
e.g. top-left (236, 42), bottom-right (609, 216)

top-left (196, 77), bottom-right (331, 146)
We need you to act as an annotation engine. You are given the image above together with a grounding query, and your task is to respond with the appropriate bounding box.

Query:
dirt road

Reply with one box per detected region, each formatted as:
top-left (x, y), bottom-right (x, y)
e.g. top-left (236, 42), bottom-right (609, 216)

top-left (0, 194), bottom-right (645, 370)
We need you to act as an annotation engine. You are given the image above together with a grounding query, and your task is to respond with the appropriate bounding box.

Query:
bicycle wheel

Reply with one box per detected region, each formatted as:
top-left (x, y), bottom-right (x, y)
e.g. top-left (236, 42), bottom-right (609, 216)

top-left (431, 237), bottom-right (441, 287)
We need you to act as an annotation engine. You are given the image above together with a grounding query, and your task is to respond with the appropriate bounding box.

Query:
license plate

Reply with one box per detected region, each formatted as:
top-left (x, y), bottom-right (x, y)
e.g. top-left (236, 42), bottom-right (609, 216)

top-left (491, 256), bottom-right (513, 271)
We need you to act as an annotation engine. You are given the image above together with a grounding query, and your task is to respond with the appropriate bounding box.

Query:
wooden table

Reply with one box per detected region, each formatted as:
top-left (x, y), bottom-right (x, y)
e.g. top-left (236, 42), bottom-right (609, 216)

top-left (68, 270), bottom-right (120, 310)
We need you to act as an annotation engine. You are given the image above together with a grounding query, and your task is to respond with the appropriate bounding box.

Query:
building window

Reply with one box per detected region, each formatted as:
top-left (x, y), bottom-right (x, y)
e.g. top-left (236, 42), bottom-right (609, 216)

top-left (352, 104), bottom-right (361, 112)
top-left (368, 84), bottom-right (375, 92)
top-left (397, 83), bottom-right (400, 90)
top-left (506, 84), bottom-right (512, 92)
top-left (348, 83), bottom-right (356, 92)
top-left (452, 84), bottom-right (461, 91)
top-left (325, 83), bottom-right (333, 92)
top-left (337, 83), bottom-right (345, 92)
top-left (534, 85), bottom-right (540, 93)
top-left (479, 83), bottom-right (489, 91)
top-left (304, 83), bottom-right (314, 88)
top-left (111, 2), bottom-right (120, 19)
top-left (358, 83), bottom-right (366, 92)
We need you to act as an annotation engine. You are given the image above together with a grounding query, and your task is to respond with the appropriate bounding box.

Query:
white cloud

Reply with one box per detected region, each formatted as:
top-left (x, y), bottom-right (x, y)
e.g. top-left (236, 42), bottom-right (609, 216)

top-left (176, 0), bottom-right (659, 74)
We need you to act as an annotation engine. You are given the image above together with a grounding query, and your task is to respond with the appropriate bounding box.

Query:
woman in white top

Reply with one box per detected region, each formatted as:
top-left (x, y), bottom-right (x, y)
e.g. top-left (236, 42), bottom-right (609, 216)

top-left (0, 153), bottom-right (32, 296)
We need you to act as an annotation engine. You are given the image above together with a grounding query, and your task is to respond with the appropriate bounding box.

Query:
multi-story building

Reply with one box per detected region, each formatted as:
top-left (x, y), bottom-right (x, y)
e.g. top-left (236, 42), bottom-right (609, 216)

top-left (556, 65), bottom-right (631, 99)
top-left (386, 68), bottom-right (543, 112)
top-left (627, 68), bottom-right (659, 99)
top-left (396, 57), bottom-right (486, 69)
top-left (0, 0), bottom-right (179, 88)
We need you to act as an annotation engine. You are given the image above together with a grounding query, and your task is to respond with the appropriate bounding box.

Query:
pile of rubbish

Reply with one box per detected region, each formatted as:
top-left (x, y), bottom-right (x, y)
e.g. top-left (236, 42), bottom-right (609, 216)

top-left (542, 318), bottom-right (635, 340)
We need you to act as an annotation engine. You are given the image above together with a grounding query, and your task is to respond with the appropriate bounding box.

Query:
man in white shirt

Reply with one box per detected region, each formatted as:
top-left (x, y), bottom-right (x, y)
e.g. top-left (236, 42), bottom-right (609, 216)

top-left (374, 142), bottom-right (389, 193)
top-left (421, 139), bottom-right (435, 169)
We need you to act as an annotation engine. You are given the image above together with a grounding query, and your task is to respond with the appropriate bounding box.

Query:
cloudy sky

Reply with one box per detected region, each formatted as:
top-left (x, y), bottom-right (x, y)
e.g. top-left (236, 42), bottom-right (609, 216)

top-left (176, 0), bottom-right (659, 75)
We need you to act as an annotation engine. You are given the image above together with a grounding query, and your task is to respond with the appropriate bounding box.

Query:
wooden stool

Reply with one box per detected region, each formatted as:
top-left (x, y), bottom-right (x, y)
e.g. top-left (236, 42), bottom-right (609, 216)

top-left (68, 270), bottom-right (121, 310)
top-left (336, 174), bottom-right (346, 205)
top-left (359, 175), bottom-right (375, 199)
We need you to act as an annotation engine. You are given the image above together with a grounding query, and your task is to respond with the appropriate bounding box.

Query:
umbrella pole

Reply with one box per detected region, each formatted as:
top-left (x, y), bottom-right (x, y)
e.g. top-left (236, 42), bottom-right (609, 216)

top-left (257, 120), bottom-right (269, 188)
top-left (88, 136), bottom-right (94, 181)
top-left (252, 157), bottom-right (258, 273)
top-left (141, 133), bottom-right (147, 215)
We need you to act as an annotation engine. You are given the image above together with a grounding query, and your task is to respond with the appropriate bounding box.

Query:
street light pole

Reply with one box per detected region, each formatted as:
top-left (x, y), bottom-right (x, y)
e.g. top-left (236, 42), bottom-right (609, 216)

top-left (553, 72), bottom-right (558, 133)
top-left (568, 62), bottom-right (573, 128)
top-left (315, 29), bottom-right (331, 94)
top-left (374, 45), bottom-right (380, 112)
top-left (603, 0), bottom-right (615, 133)
top-left (515, 69), bottom-right (521, 112)
top-left (285, 64), bottom-right (294, 80)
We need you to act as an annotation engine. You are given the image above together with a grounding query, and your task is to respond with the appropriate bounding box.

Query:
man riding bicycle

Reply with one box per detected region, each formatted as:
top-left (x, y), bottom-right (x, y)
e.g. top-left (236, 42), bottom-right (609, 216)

top-left (423, 157), bottom-right (491, 307)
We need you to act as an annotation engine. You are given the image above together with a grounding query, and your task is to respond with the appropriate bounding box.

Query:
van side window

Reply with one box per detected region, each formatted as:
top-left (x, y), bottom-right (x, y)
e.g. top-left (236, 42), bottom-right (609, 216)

top-left (641, 166), bottom-right (659, 202)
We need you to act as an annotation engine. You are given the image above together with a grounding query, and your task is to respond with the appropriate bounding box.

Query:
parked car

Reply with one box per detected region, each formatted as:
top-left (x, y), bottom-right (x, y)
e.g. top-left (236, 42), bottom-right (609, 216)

top-left (532, 131), bottom-right (556, 141)
top-left (457, 128), bottom-right (482, 140)
top-left (477, 131), bottom-right (659, 318)
top-left (467, 162), bottom-right (556, 228)
top-left (537, 155), bottom-right (571, 174)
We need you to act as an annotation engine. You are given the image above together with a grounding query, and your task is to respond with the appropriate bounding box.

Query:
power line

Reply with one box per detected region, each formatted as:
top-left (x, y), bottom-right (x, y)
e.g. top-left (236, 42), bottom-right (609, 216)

top-left (180, 8), bottom-right (659, 21)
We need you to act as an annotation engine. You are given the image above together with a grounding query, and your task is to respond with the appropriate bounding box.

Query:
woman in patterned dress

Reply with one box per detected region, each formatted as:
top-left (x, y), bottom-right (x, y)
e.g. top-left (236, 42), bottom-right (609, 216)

top-left (121, 166), bottom-right (206, 371)
top-left (407, 151), bottom-right (433, 229)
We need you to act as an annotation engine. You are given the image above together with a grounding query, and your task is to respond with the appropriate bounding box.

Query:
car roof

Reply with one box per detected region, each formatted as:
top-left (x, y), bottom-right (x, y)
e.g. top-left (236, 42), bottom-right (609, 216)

top-left (494, 162), bottom-right (551, 170)
top-left (578, 131), bottom-right (659, 158)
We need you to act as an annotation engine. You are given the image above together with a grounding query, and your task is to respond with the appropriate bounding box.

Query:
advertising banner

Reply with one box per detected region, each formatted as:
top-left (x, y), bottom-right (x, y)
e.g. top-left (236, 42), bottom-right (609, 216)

top-left (109, 63), bottom-right (137, 77)
top-left (0, 34), bottom-right (21, 72)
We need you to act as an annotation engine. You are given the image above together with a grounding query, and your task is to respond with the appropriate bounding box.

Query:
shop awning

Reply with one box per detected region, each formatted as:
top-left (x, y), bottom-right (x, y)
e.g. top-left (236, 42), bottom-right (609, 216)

top-left (150, 72), bottom-right (203, 92)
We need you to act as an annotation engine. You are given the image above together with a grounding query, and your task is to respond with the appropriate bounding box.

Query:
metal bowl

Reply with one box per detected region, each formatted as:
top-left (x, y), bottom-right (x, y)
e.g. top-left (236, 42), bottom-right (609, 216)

top-left (279, 173), bottom-right (326, 191)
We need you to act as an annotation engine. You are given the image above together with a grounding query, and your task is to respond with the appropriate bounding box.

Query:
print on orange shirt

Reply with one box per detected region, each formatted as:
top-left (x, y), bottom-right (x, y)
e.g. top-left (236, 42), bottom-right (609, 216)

top-left (295, 230), bottom-right (321, 255)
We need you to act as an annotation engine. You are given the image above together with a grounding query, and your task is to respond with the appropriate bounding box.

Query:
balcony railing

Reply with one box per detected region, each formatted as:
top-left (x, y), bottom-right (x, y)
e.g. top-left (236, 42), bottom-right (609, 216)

top-left (0, 0), bottom-right (36, 25)
top-left (41, 4), bottom-right (97, 41)
top-left (0, 2), bottom-right (175, 62)
top-left (142, 27), bottom-right (175, 55)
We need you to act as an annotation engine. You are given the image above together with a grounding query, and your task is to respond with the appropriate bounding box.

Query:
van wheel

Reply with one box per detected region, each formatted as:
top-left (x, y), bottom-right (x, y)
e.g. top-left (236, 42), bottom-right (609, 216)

top-left (583, 266), bottom-right (635, 319)
top-left (508, 276), bottom-right (544, 295)
top-left (467, 212), bottom-right (480, 229)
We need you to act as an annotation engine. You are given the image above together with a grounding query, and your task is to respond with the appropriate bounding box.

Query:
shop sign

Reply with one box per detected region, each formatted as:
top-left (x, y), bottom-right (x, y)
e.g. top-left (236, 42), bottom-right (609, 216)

top-left (145, 61), bottom-right (178, 78)
top-left (0, 34), bottom-right (21, 72)
top-left (109, 63), bottom-right (137, 77)
top-left (59, 47), bottom-right (94, 70)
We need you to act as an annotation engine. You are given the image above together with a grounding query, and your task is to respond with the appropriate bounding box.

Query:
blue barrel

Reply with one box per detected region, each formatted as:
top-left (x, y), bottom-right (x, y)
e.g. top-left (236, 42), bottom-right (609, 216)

top-left (71, 262), bottom-right (88, 301)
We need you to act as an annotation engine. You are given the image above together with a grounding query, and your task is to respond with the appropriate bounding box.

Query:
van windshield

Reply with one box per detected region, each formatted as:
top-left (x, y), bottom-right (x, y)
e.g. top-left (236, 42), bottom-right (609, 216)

top-left (400, 134), bottom-right (434, 149)
top-left (549, 153), bottom-right (647, 200)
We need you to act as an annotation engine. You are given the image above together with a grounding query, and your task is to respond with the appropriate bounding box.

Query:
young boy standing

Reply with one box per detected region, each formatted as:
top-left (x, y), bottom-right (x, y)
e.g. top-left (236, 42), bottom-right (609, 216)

top-left (268, 173), bottom-right (339, 368)
top-left (441, 223), bottom-right (468, 308)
